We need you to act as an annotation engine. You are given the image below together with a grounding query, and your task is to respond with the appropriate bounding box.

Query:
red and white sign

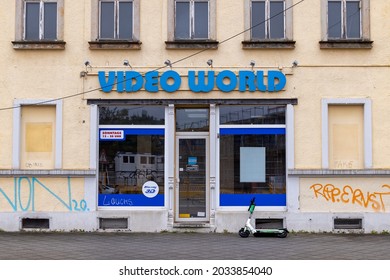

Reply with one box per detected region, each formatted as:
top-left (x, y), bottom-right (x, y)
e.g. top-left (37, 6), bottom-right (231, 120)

top-left (100, 130), bottom-right (124, 140)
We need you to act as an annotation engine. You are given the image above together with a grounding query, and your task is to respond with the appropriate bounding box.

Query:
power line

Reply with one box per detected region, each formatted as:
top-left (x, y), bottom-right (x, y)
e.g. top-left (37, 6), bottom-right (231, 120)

top-left (0, 0), bottom-right (305, 112)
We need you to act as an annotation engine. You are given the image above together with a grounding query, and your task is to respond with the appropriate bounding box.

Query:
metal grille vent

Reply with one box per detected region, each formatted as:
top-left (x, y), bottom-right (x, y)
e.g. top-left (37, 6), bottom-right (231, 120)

top-left (22, 218), bottom-right (50, 229)
top-left (334, 218), bottom-right (362, 229)
top-left (99, 218), bottom-right (128, 230)
top-left (255, 219), bottom-right (283, 229)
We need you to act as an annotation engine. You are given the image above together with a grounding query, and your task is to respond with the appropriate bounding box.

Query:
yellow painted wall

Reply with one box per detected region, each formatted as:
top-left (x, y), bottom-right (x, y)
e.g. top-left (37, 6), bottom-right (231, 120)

top-left (0, 177), bottom-right (87, 212)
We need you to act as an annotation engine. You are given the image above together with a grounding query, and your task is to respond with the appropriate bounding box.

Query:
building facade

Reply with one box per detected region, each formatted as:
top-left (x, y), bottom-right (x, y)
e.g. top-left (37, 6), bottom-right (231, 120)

top-left (0, 0), bottom-right (390, 233)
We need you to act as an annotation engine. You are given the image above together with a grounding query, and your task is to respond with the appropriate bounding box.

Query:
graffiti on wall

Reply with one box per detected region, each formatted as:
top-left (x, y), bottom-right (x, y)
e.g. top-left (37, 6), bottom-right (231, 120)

top-left (309, 183), bottom-right (390, 212)
top-left (0, 177), bottom-right (89, 212)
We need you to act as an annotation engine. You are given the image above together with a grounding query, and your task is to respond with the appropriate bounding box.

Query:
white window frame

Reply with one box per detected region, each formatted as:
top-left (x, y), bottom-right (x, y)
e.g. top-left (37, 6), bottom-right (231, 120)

top-left (92, 0), bottom-right (140, 41)
top-left (321, 0), bottom-right (370, 41)
top-left (244, 0), bottom-right (293, 41)
top-left (12, 99), bottom-right (63, 169)
top-left (167, 0), bottom-right (216, 41)
top-left (321, 98), bottom-right (372, 169)
top-left (15, 0), bottom-right (63, 41)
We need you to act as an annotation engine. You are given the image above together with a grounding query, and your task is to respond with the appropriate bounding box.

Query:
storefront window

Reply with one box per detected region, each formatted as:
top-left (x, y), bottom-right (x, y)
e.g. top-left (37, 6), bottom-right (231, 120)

top-left (98, 106), bottom-right (165, 207)
top-left (99, 106), bottom-right (165, 125)
top-left (176, 108), bottom-right (209, 131)
top-left (219, 105), bottom-right (285, 125)
top-left (219, 105), bottom-right (286, 207)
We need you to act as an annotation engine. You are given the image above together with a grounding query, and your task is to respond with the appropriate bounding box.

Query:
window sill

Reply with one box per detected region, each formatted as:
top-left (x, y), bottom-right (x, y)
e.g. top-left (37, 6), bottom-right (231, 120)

top-left (89, 40), bottom-right (142, 50)
top-left (319, 40), bottom-right (373, 49)
top-left (288, 169), bottom-right (389, 176)
top-left (12, 41), bottom-right (66, 50)
top-left (165, 40), bottom-right (219, 50)
top-left (242, 40), bottom-right (295, 49)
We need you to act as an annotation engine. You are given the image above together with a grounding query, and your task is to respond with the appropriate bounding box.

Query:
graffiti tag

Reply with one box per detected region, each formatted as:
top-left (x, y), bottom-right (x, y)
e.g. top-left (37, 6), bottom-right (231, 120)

top-left (310, 183), bottom-right (390, 212)
top-left (0, 177), bottom-right (89, 212)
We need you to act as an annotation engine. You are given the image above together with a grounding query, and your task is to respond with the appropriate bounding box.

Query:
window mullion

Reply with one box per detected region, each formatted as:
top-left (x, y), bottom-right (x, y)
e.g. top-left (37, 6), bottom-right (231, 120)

top-left (342, 0), bottom-right (347, 39)
top-left (190, 1), bottom-right (195, 39)
top-left (115, 1), bottom-right (119, 39)
top-left (266, 0), bottom-right (270, 39)
top-left (39, 0), bottom-right (44, 40)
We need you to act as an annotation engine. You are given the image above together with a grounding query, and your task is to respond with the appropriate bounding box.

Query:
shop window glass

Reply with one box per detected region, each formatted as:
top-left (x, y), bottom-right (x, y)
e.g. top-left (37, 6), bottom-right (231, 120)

top-left (219, 105), bottom-right (285, 125)
top-left (98, 133), bottom-right (165, 206)
top-left (176, 108), bottom-right (209, 132)
top-left (99, 106), bottom-right (165, 125)
top-left (220, 133), bottom-right (286, 196)
top-left (219, 105), bottom-right (286, 207)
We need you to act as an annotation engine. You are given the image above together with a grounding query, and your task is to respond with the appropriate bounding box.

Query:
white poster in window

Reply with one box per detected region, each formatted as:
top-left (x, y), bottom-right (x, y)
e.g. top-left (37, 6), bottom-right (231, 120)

top-left (240, 147), bottom-right (266, 182)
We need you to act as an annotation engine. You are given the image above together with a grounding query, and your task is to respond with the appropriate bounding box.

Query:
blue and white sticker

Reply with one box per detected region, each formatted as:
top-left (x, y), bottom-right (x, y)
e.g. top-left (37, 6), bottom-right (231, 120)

top-left (142, 181), bottom-right (159, 198)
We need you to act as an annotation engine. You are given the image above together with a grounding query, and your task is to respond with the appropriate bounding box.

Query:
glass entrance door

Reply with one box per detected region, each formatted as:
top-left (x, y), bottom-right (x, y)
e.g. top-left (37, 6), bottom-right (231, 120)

top-left (176, 136), bottom-right (209, 221)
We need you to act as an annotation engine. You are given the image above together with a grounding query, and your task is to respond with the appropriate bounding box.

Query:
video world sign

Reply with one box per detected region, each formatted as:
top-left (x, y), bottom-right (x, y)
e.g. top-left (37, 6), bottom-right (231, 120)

top-left (98, 70), bottom-right (286, 93)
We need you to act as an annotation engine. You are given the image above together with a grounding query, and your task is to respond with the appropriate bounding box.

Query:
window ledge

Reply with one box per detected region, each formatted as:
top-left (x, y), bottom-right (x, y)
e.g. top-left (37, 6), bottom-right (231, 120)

top-left (288, 169), bottom-right (389, 176)
top-left (12, 41), bottom-right (66, 50)
top-left (0, 169), bottom-right (96, 177)
top-left (319, 40), bottom-right (373, 49)
top-left (165, 40), bottom-right (219, 50)
top-left (89, 40), bottom-right (142, 50)
top-left (242, 40), bottom-right (295, 49)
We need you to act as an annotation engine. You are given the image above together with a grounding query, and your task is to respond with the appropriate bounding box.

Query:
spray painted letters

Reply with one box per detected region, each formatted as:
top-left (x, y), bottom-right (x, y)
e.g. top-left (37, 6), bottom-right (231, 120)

top-left (0, 177), bottom-right (88, 212)
top-left (310, 183), bottom-right (390, 212)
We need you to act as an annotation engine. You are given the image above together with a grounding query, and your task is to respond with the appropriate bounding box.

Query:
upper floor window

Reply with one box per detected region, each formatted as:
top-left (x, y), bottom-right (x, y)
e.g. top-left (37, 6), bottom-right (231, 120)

top-left (166, 0), bottom-right (218, 49)
top-left (13, 0), bottom-right (65, 49)
top-left (320, 0), bottom-right (372, 48)
top-left (175, 0), bottom-right (209, 40)
top-left (243, 0), bottom-right (294, 49)
top-left (328, 0), bottom-right (360, 39)
top-left (25, 0), bottom-right (57, 40)
top-left (90, 0), bottom-right (141, 49)
top-left (251, 0), bottom-right (285, 40)
top-left (99, 0), bottom-right (133, 40)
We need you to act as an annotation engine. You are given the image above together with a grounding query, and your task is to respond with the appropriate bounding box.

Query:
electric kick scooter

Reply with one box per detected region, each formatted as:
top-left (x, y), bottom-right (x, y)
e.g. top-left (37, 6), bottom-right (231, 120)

top-left (239, 197), bottom-right (289, 238)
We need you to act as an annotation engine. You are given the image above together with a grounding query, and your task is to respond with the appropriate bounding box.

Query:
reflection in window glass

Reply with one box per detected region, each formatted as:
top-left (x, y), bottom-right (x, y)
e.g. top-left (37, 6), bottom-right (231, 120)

top-left (100, 2), bottom-right (115, 38)
top-left (251, 1), bottom-right (266, 39)
top-left (175, 2), bottom-right (190, 39)
top-left (346, 1), bottom-right (360, 38)
top-left (269, 1), bottom-right (284, 39)
top-left (194, 2), bottom-right (209, 38)
top-left (119, 2), bottom-right (133, 39)
top-left (44, 3), bottom-right (57, 39)
top-left (219, 105), bottom-right (285, 125)
top-left (99, 106), bottom-right (165, 125)
top-left (328, 1), bottom-right (342, 38)
top-left (99, 134), bottom-right (165, 195)
top-left (25, 3), bottom-right (40, 40)
top-left (176, 108), bottom-right (209, 132)
top-left (220, 134), bottom-right (286, 195)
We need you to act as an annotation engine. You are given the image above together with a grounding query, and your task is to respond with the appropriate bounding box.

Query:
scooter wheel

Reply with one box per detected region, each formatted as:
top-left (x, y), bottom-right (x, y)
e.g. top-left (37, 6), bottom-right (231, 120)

top-left (277, 230), bottom-right (288, 238)
top-left (239, 228), bottom-right (250, 238)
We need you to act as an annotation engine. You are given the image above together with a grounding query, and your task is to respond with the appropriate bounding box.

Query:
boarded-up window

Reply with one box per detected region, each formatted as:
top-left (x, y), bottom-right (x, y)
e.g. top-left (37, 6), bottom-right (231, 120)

top-left (328, 105), bottom-right (363, 169)
top-left (21, 106), bottom-right (56, 169)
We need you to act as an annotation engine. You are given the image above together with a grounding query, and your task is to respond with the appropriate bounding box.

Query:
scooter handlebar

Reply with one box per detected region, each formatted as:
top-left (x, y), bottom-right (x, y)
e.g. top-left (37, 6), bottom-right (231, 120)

top-left (248, 197), bottom-right (256, 212)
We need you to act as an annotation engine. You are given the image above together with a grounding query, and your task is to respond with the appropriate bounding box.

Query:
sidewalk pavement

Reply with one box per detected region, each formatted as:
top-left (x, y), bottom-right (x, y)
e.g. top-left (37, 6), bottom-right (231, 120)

top-left (0, 231), bottom-right (389, 260)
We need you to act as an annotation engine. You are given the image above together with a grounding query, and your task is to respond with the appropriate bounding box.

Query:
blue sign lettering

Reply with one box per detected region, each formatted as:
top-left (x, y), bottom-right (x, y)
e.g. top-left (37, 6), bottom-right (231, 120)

top-left (98, 70), bottom-right (286, 93)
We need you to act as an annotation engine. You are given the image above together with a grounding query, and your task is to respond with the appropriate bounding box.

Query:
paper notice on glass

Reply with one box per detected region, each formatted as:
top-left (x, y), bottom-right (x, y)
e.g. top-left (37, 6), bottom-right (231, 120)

top-left (240, 147), bottom-right (266, 182)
